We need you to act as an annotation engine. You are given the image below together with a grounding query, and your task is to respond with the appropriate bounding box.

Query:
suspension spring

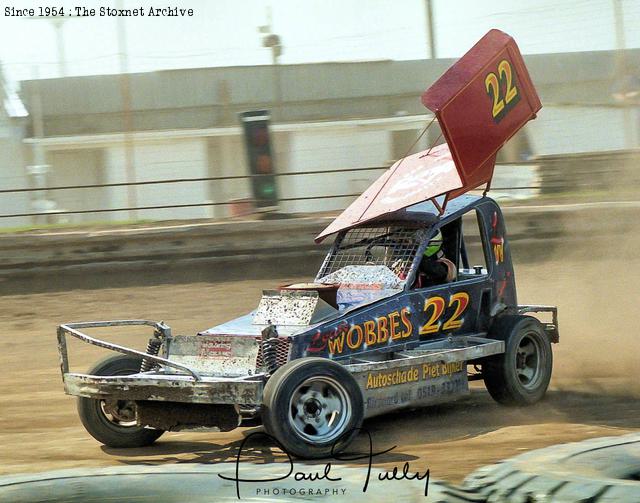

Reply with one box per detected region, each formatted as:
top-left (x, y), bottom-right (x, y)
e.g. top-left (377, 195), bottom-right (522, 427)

top-left (140, 337), bottom-right (162, 372)
top-left (261, 323), bottom-right (280, 377)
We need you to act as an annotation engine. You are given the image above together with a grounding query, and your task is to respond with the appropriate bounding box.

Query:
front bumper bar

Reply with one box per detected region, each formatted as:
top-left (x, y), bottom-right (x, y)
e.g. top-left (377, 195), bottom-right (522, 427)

top-left (58, 320), bottom-right (264, 405)
top-left (63, 373), bottom-right (264, 405)
top-left (58, 320), bottom-right (203, 380)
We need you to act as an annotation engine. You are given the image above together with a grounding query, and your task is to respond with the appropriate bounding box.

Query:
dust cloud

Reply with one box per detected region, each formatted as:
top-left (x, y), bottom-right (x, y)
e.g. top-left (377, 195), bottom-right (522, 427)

top-left (515, 208), bottom-right (640, 394)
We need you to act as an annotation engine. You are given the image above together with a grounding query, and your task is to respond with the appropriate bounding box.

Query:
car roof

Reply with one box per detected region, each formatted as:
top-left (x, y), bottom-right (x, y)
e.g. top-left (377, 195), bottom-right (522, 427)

top-left (355, 194), bottom-right (484, 230)
top-left (406, 194), bottom-right (483, 219)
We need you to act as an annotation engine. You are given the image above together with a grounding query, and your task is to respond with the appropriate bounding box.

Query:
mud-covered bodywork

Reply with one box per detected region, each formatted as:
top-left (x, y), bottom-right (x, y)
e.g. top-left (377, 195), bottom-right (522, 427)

top-left (57, 30), bottom-right (558, 443)
top-left (196, 195), bottom-right (517, 361)
top-left (58, 194), bottom-right (557, 428)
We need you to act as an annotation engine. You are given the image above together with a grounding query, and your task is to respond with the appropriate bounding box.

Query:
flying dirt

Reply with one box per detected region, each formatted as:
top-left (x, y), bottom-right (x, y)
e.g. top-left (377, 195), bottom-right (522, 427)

top-left (1, 222), bottom-right (638, 481)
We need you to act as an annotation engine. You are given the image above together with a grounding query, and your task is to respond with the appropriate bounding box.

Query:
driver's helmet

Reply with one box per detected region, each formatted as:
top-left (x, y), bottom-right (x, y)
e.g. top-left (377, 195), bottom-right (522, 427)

top-left (424, 230), bottom-right (443, 258)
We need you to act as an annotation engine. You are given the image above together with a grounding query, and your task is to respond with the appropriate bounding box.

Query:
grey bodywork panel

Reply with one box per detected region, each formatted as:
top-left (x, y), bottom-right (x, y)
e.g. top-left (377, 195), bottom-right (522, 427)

top-left (64, 373), bottom-right (264, 405)
top-left (199, 313), bottom-right (302, 337)
top-left (199, 289), bottom-right (404, 339)
top-left (347, 336), bottom-right (504, 418)
top-left (62, 335), bottom-right (503, 417)
top-left (168, 334), bottom-right (261, 377)
top-left (252, 290), bottom-right (337, 326)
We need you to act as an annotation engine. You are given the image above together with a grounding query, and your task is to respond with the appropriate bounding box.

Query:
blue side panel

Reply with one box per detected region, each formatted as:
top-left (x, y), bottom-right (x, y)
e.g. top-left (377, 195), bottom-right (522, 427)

top-left (475, 198), bottom-right (517, 307)
top-left (290, 196), bottom-right (517, 361)
top-left (290, 278), bottom-right (489, 361)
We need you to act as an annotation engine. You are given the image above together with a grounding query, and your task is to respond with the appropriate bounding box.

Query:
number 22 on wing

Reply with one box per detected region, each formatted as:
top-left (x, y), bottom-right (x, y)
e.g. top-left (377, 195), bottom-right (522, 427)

top-left (485, 59), bottom-right (520, 122)
top-left (419, 292), bottom-right (470, 335)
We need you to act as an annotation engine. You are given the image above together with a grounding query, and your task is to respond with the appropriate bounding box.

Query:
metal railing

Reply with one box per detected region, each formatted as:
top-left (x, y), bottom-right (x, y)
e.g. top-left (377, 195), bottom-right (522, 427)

top-left (0, 165), bottom-right (391, 219)
top-left (0, 162), bottom-right (546, 221)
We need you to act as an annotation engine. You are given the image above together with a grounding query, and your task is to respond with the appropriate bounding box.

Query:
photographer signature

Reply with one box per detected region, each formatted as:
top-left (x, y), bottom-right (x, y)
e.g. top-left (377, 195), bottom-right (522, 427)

top-left (219, 428), bottom-right (429, 499)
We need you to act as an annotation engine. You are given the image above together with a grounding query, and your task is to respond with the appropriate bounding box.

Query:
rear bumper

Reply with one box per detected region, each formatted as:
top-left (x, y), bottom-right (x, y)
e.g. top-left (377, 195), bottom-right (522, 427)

top-left (518, 305), bottom-right (559, 343)
top-left (63, 372), bottom-right (264, 405)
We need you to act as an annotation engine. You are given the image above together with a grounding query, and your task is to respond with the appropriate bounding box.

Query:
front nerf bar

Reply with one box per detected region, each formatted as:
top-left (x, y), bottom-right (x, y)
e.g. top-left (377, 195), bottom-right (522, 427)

top-left (57, 320), bottom-right (203, 381)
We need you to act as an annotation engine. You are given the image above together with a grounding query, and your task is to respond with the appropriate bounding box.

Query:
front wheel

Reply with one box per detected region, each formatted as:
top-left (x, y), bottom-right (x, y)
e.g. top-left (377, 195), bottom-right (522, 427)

top-left (483, 315), bottom-right (553, 405)
top-left (77, 355), bottom-right (164, 448)
top-left (262, 358), bottom-right (364, 459)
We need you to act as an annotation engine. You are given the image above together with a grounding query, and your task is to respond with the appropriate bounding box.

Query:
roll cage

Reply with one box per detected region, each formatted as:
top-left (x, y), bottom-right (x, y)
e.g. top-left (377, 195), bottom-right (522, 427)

top-left (316, 195), bottom-right (492, 291)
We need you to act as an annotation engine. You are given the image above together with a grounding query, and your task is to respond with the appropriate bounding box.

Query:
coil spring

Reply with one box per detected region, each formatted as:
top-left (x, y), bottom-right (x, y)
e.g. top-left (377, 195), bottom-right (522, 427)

top-left (140, 337), bottom-right (162, 372)
top-left (261, 323), bottom-right (279, 377)
top-left (261, 338), bottom-right (279, 376)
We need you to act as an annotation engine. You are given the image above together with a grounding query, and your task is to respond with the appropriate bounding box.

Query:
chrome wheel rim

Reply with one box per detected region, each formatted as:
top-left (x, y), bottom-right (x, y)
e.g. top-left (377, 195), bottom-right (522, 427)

top-left (97, 364), bottom-right (140, 428)
top-left (288, 376), bottom-right (351, 443)
top-left (516, 332), bottom-right (543, 390)
top-left (100, 399), bottom-right (138, 427)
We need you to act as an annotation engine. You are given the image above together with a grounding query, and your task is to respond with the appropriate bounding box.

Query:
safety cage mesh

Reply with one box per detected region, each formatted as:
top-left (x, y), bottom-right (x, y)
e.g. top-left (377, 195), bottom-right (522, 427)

top-left (317, 225), bottom-right (427, 280)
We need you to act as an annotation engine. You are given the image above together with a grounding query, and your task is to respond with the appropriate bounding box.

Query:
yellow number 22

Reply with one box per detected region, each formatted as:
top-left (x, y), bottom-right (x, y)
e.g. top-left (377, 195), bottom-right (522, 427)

top-left (484, 59), bottom-right (519, 122)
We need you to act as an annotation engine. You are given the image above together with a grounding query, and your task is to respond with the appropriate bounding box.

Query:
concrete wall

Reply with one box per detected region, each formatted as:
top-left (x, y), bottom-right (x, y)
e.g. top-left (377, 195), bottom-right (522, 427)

top-left (47, 149), bottom-right (107, 223)
top-left (1, 202), bottom-right (636, 295)
top-left (134, 140), bottom-right (211, 221)
top-left (6, 106), bottom-right (637, 228)
top-left (279, 128), bottom-right (392, 213)
top-left (12, 117), bottom-right (432, 224)
top-left (100, 139), bottom-right (212, 222)
top-left (207, 134), bottom-right (252, 218)
top-left (0, 116), bottom-right (29, 228)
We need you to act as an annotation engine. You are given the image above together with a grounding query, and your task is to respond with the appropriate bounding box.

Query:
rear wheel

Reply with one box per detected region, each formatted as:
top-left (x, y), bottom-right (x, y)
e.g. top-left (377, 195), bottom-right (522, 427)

top-left (483, 315), bottom-right (553, 405)
top-left (77, 355), bottom-right (164, 448)
top-left (262, 358), bottom-right (364, 459)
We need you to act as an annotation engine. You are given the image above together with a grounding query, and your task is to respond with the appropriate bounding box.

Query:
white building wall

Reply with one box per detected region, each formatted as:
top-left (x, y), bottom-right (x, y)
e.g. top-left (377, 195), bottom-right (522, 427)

top-left (102, 146), bottom-right (129, 222)
top-left (104, 138), bottom-right (211, 221)
top-left (0, 121), bottom-right (30, 229)
top-left (279, 129), bottom-right (392, 213)
top-left (47, 149), bottom-right (106, 224)
top-left (207, 134), bottom-right (252, 219)
top-left (6, 108), bottom-right (636, 227)
top-left (529, 105), bottom-right (638, 155)
top-left (0, 159), bottom-right (30, 228)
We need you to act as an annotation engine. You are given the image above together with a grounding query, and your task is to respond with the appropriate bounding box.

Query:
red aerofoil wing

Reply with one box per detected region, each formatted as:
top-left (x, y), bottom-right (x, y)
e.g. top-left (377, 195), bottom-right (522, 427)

top-left (315, 29), bottom-right (541, 243)
top-left (421, 29), bottom-right (541, 201)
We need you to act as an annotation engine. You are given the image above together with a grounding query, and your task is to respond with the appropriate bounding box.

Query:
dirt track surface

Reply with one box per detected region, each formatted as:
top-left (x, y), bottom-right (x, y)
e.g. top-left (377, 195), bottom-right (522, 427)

top-left (2, 253), bottom-right (639, 483)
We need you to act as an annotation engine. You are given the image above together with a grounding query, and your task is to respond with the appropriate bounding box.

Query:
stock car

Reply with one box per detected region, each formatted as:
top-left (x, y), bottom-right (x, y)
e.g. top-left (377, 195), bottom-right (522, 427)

top-left (57, 29), bottom-right (559, 458)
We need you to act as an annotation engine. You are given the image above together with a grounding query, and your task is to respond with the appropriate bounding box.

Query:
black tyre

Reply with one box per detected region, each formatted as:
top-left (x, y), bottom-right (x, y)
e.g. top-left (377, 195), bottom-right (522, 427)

top-left (262, 357), bottom-right (364, 459)
top-left (483, 315), bottom-right (553, 405)
top-left (464, 433), bottom-right (640, 501)
top-left (77, 355), bottom-right (164, 448)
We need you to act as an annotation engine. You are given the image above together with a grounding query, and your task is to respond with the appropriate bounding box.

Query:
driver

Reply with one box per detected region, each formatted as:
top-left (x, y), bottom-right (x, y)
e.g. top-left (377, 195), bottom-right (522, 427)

top-left (417, 230), bottom-right (456, 287)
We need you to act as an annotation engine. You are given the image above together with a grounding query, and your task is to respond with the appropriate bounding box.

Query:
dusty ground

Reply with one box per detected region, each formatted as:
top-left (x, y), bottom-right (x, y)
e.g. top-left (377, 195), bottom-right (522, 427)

top-left (1, 250), bottom-right (639, 483)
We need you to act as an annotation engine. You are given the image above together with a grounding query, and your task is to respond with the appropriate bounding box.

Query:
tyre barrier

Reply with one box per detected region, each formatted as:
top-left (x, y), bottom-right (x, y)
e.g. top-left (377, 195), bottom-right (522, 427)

top-left (1, 433), bottom-right (638, 502)
top-left (0, 462), bottom-right (475, 503)
top-left (463, 432), bottom-right (640, 502)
